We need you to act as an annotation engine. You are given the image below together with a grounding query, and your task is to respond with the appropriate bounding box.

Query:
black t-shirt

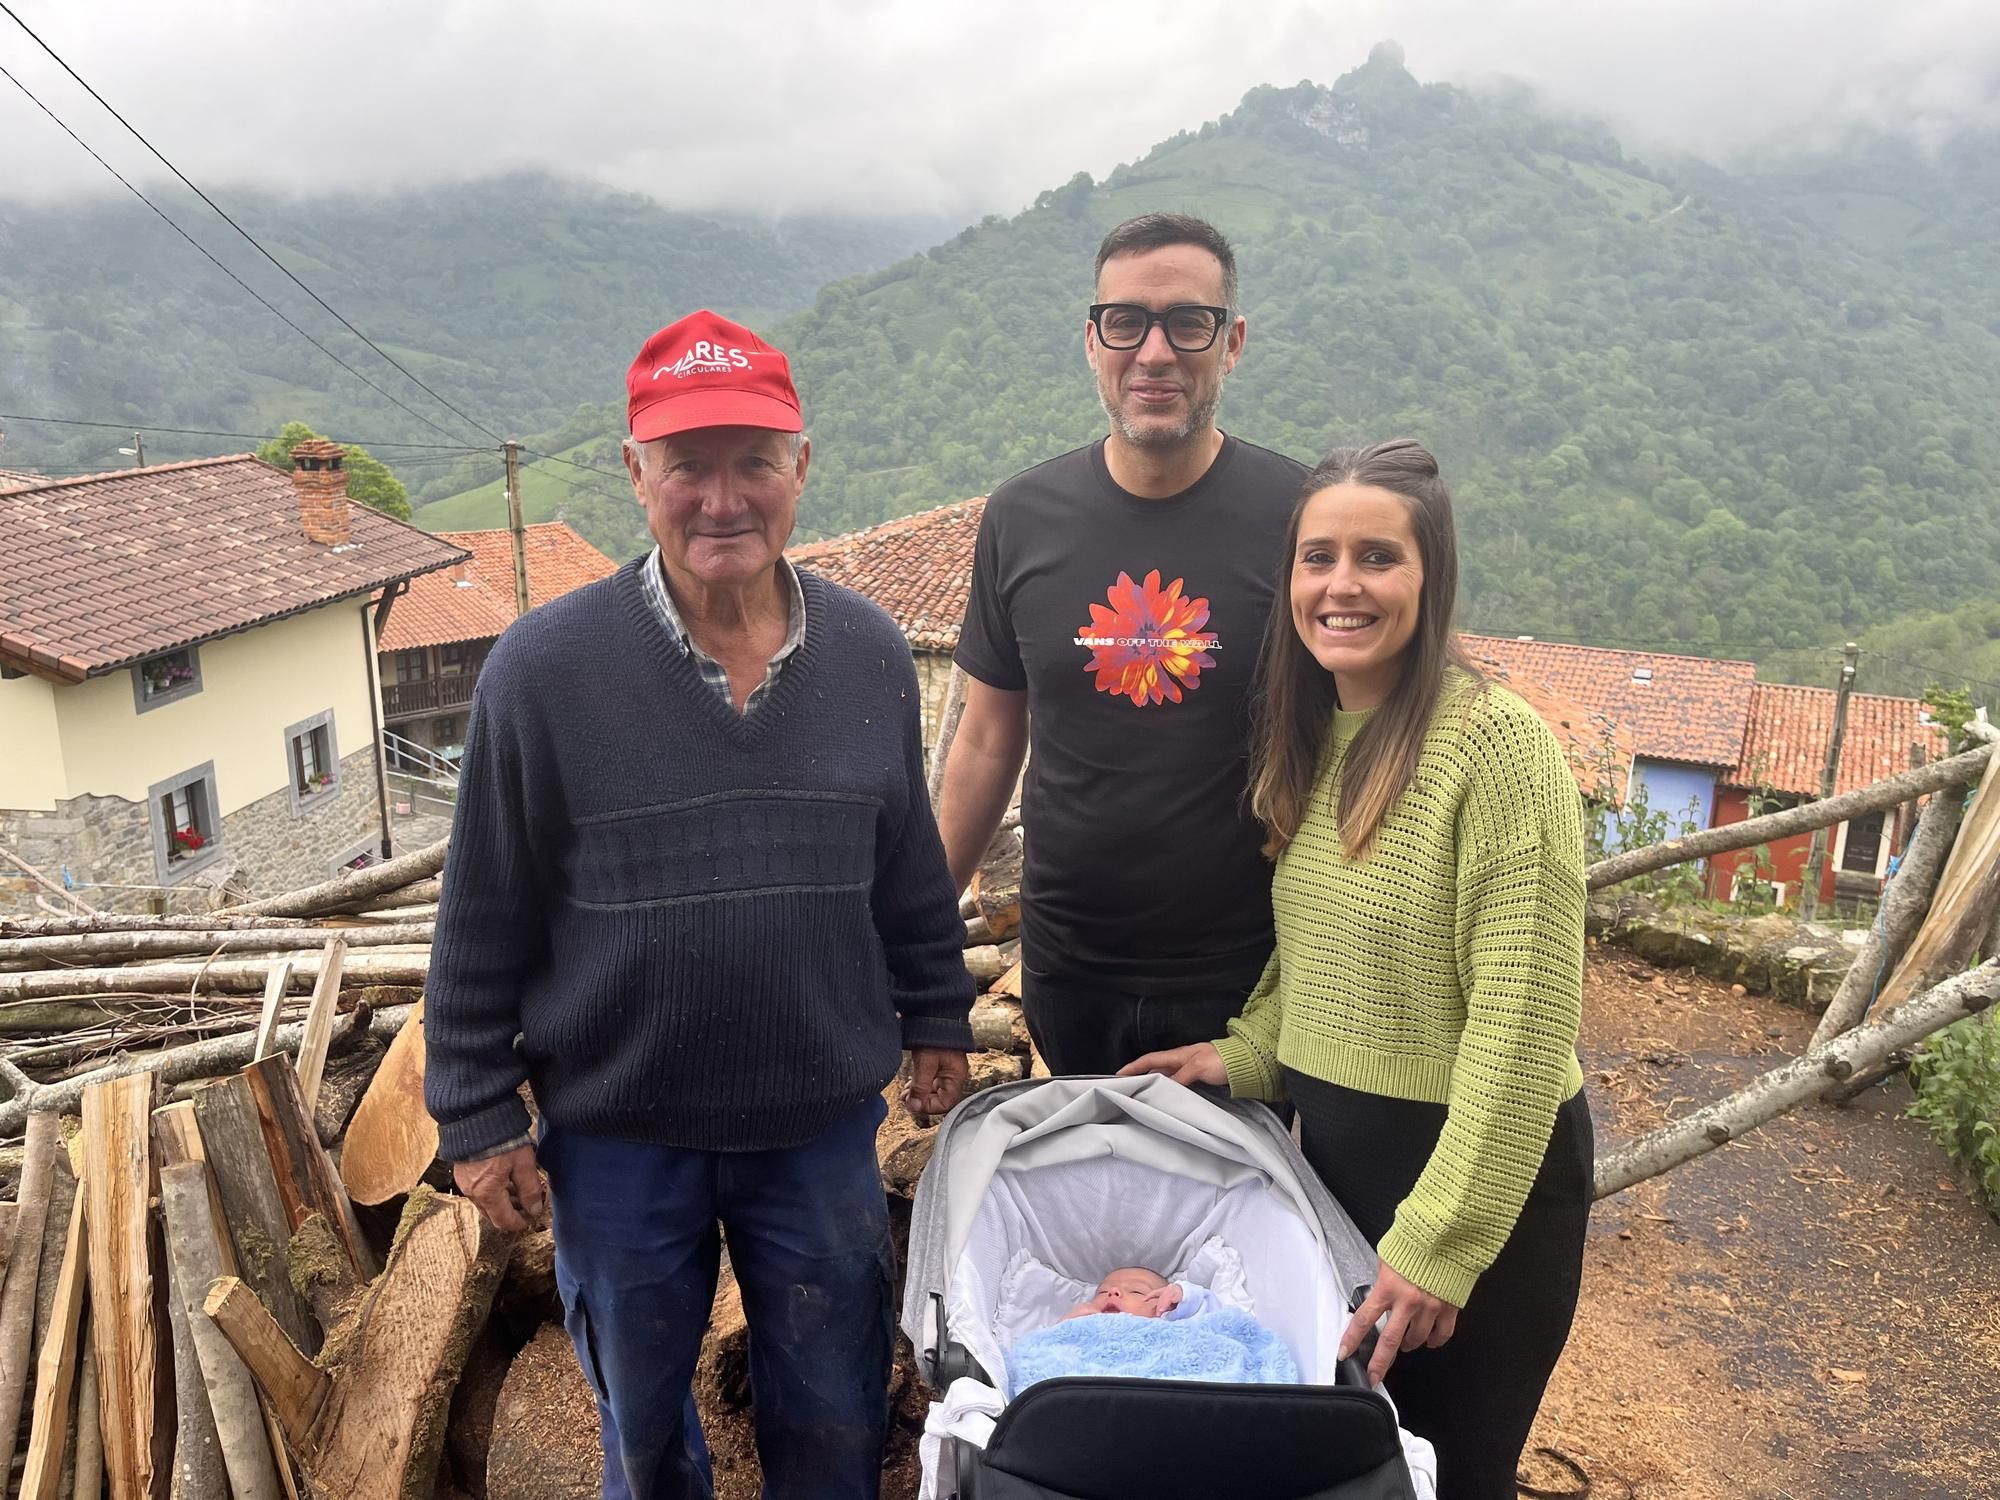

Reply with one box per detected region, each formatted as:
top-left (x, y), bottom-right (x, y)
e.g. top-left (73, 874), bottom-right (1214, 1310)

top-left (955, 435), bottom-right (1307, 992)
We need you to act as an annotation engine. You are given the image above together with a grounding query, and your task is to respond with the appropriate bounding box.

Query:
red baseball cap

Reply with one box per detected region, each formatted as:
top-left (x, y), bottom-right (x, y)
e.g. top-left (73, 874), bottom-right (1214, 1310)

top-left (626, 310), bottom-right (803, 442)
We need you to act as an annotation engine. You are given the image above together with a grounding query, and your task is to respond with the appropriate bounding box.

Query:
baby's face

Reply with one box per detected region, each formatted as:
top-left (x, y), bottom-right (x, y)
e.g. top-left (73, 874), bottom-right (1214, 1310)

top-left (1089, 1268), bottom-right (1168, 1317)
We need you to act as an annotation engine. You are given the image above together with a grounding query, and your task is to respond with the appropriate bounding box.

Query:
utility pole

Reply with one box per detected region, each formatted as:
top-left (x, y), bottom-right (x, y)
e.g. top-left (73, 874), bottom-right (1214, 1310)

top-left (502, 439), bottom-right (529, 618)
top-left (1798, 642), bottom-right (1861, 921)
top-left (132, 431), bottom-right (145, 467)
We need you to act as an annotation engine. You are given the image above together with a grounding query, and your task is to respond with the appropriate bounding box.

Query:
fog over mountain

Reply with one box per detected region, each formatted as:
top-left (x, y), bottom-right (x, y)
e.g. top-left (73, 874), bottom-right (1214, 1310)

top-left (3, 1), bottom-right (1996, 218)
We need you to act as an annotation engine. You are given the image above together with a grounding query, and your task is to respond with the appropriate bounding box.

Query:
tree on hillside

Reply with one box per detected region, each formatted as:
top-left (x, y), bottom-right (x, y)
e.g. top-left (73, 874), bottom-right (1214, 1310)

top-left (255, 421), bottom-right (413, 521)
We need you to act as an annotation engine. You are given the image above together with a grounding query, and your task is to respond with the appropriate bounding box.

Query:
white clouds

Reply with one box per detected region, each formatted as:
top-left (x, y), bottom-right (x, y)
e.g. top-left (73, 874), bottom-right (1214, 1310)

top-left (1, 0), bottom-right (1994, 214)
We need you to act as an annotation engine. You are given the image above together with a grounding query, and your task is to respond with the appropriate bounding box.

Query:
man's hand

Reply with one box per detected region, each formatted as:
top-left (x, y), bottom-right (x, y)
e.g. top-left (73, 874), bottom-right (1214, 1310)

top-left (1117, 1042), bottom-right (1228, 1088)
top-left (453, 1143), bottom-right (547, 1234)
top-left (1340, 1258), bottom-right (1460, 1385)
top-left (902, 1047), bottom-right (971, 1120)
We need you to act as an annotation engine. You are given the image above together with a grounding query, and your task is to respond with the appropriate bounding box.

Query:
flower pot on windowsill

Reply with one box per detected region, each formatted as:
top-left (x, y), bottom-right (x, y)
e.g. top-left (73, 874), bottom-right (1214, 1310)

top-left (170, 829), bottom-right (206, 859)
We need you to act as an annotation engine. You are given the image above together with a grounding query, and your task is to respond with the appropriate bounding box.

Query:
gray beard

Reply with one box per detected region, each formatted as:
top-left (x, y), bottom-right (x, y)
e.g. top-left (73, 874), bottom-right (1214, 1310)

top-left (1101, 371), bottom-right (1226, 449)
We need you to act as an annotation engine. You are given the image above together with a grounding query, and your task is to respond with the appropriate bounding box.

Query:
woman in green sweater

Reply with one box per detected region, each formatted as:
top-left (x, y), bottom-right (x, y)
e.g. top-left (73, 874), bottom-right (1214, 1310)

top-left (1123, 438), bottom-right (1592, 1499)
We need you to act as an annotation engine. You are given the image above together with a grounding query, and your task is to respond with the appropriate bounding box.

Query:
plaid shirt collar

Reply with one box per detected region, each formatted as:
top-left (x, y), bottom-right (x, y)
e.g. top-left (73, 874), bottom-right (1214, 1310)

top-left (640, 547), bottom-right (806, 713)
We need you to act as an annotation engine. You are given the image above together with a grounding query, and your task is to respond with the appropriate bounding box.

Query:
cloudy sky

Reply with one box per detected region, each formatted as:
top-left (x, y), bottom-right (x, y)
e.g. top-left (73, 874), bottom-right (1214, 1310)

top-left (3, 0), bottom-right (1996, 218)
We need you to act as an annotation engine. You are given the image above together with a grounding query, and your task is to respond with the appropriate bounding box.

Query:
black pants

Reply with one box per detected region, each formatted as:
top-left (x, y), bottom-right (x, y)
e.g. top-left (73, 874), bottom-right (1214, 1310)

top-left (1288, 1070), bottom-right (1594, 1500)
top-left (1019, 965), bottom-right (1257, 1077)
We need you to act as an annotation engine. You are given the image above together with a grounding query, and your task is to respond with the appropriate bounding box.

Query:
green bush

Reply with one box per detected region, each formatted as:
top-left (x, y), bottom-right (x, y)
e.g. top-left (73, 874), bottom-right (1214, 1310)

top-left (1909, 1010), bottom-right (2000, 1214)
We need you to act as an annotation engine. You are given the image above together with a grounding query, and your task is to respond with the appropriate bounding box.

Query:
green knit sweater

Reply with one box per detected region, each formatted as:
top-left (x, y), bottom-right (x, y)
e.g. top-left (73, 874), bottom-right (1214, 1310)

top-left (1212, 672), bottom-right (1587, 1307)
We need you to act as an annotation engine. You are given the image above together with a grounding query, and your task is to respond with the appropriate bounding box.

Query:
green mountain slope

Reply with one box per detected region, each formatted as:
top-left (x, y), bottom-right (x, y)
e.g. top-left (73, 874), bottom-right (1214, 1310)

top-left (0, 175), bottom-right (947, 486)
top-left (438, 52), bottom-right (2000, 657)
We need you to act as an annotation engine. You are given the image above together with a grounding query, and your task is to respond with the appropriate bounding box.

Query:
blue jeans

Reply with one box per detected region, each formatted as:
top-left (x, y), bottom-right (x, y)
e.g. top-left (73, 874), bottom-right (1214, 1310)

top-left (541, 1094), bottom-right (895, 1500)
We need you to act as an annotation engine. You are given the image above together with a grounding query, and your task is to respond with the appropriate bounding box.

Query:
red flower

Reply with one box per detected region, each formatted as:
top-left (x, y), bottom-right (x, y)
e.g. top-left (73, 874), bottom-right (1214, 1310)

top-left (1075, 570), bottom-right (1219, 707)
top-left (173, 827), bottom-right (205, 852)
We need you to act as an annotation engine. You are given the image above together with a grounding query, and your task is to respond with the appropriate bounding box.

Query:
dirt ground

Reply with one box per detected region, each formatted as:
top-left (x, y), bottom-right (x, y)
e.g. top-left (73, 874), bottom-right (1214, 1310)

top-left (634, 946), bottom-right (1999, 1499)
top-left (1528, 944), bottom-right (2000, 1500)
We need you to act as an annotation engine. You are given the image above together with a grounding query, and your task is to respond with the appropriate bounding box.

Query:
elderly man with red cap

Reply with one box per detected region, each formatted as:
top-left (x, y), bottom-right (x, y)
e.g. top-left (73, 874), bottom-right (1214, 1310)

top-left (425, 311), bottom-right (975, 1499)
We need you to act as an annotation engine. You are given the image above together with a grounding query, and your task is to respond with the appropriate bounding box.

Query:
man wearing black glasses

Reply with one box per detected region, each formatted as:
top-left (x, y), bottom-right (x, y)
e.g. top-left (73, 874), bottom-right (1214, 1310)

top-left (940, 212), bottom-right (1306, 1076)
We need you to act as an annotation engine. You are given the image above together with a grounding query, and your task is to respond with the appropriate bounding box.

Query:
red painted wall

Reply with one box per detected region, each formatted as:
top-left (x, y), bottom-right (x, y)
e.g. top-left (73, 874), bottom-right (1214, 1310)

top-left (1706, 788), bottom-right (1901, 908)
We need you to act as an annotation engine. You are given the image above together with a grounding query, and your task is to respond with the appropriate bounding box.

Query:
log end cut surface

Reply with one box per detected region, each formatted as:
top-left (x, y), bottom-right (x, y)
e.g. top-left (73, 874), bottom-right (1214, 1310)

top-left (340, 997), bottom-right (439, 1206)
top-left (485, 1325), bottom-right (602, 1500)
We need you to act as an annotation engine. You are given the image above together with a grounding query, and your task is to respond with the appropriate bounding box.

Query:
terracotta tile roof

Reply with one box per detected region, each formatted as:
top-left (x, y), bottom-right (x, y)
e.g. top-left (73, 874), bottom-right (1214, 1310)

top-left (1478, 670), bottom-right (1638, 804)
top-left (787, 498), bottom-right (986, 652)
top-left (0, 456), bottom-right (468, 682)
top-left (379, 522), bottom-right (619, 651)
top-left (1732, 681), bottom-right (1945, 797)
top-left (0, 468), bottom-right (48, 493)
top-left (1460, 635), bottom-right (1755, 767)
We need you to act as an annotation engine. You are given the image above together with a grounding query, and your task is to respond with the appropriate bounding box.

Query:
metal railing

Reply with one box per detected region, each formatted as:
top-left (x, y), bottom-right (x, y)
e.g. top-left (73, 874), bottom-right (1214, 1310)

top-left (381, 729), bottom-right (459, 786)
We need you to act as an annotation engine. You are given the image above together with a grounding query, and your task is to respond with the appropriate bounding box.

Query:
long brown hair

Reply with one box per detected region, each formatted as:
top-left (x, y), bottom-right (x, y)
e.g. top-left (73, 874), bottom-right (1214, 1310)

top-left (1248, 438), bottom-right (1479, 859)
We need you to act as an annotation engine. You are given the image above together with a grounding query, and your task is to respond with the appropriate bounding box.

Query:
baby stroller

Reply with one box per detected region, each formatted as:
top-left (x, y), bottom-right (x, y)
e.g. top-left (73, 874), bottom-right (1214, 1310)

top-left (902, 1075), bottom-right (1437, 1500)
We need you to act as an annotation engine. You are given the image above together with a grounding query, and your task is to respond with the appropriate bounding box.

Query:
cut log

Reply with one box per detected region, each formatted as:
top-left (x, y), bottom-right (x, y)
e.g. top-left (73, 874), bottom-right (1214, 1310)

top-left (992, 960), bottom-right (1024, 1000)
top-left (313, 1037), bottom-right (386, 1149)
top-left (160, 1163), bottom-right (284, 1500)
top-left (18, 1188), bottom-right (85, 1500)
top-left (0, 922), bottom-right (432, 968)
top-left (968, 998), bottom-right (1027, 1053)
top-left (493, 1228), bottom-right (558, 1334)
top-left (81, 1073), bottom-right (171, 1500)
top-left (294, 937), bottom-right (347, 1110)
top-left (0, 951), bottom-right (428, 1003)
top-left (444, 1321), bottom-right (512, 1500)
top-left (339, 997), bottom-right (438, 1206)
top-left (1596, 958), bottom-right (2000, 1198)
top-left (963, 944), bottom-right (1005, 982)
top-left (27, 1148), bottom-right (78, 1380)
top-left (162, 1199), bottom-right (228, 1500)
top-left (0, 1110), bottom-right (60, 1475)
top-left (968, 1049), bottom-right (1025, 1096)
top-left (484, 1324), bottom-right (600, 1500)
top-left (251, 960), bottom-right (295, 1062)
top-left (220, 838), bottom-right (448, 919)
top-left (926, 662), bottom-right (970, 807)
top-left (208, 1190), bottom-right (508, 1500)
top-left (190, 1075), bottom-right (318, 1351)
top-left (1811, 788), bottom-right (1966, 1046)
top-left (241, 1055), bottom-right (376, 1280)
top-left (75, 1329), bottom-right (103, 1500)
top-left (1875, 747), bottom-right (2000, 1012)
top-left (0, 1202), bottom-right (13, 1281)
top-left (328, 877), bottom-right (441, 915)
top-left (201, 1278), bottom-right (328, 1450)
top-left (1587, 744), bottom-right (1991, 892)
top-left (0, 1002), bottom-right (416, 1139)
top-left (970, 827), bottom-right (1023, 943)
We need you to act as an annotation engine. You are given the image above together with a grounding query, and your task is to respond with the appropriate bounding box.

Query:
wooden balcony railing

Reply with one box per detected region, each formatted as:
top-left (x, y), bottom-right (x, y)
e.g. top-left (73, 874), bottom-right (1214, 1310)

top-left (381, 673), bottom-right (477, 719)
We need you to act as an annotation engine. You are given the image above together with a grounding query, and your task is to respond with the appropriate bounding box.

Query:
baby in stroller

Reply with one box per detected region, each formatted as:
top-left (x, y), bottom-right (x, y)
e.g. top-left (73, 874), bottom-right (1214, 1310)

top-left (1059, 1265), bottom-right (1220, 1322)
top-left (906, 1075), bottom-right (1438, 1500)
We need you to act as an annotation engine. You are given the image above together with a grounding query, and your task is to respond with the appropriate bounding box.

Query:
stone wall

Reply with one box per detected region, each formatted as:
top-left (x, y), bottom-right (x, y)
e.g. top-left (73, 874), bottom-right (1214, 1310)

top-left (0, 744), bottom-right (382, 918)
top-left (219, 744), bottom-right (381, 898)
top-left (914, 649), bottom-right (956, 753)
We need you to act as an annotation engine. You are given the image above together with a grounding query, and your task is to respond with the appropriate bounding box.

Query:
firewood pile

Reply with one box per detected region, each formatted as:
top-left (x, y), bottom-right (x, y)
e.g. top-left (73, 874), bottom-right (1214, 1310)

top-left (0, 824), bottom-right (1033, 1499)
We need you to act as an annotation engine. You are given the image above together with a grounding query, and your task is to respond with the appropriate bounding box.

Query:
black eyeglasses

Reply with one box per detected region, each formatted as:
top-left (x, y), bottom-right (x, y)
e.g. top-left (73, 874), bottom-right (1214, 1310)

top-left (1088, 303), bottom-right (1231, 352)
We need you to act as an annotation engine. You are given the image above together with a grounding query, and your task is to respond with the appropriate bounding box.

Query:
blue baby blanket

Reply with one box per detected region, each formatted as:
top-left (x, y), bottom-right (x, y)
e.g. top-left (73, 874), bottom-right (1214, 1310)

top-left (1008, 1308), bottom-right (1300, 1396)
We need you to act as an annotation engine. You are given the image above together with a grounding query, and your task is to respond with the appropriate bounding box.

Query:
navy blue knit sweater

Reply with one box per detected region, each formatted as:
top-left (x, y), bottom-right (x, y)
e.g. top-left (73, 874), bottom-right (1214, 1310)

top-left (423, 560), bottom-right (976, 1160)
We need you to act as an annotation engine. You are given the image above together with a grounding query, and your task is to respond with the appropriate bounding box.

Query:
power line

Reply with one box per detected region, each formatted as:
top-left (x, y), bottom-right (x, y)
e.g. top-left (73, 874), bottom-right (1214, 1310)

top-left (1860, 651), bottom-right (2000, 697)
top-left (0, 411), bottom-right (485, 451)
top-left (0, 0), bottom-right (503, 446)
top-left (0, 61), bottom-right (483, 448)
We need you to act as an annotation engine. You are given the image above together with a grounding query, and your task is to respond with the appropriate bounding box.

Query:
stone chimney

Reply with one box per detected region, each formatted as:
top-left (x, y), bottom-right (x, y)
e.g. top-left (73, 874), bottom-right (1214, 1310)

top-left (291, 439), bottom-right (351, 545)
